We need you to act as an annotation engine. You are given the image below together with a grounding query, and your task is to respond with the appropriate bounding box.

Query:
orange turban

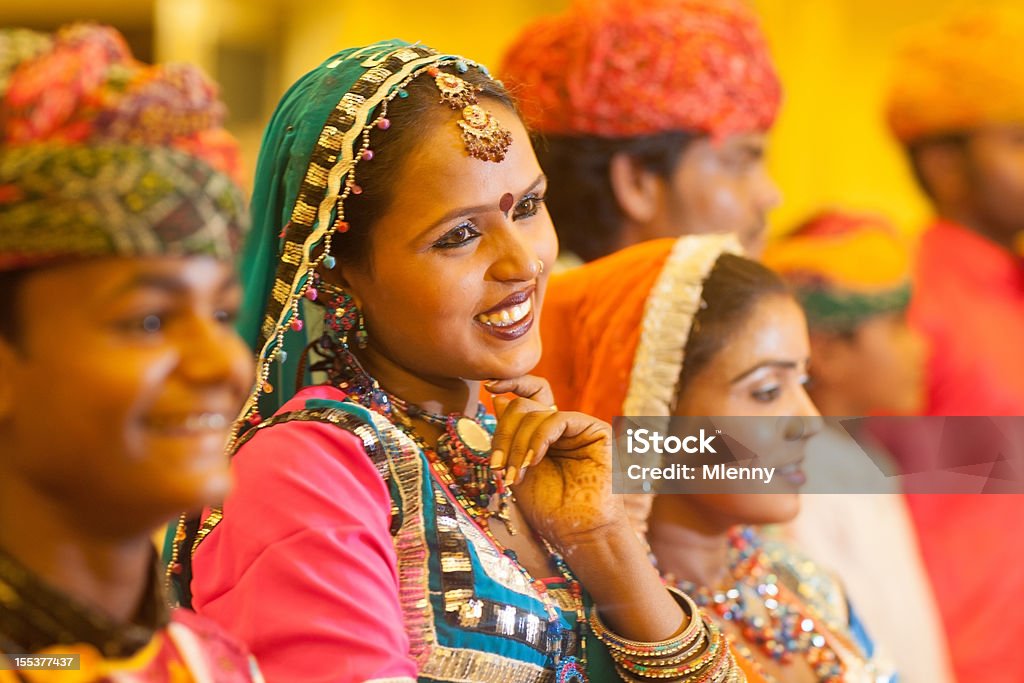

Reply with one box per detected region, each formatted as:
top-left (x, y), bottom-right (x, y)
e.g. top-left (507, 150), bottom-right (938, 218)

top-left (887, 5), bottom-right (1024, 142)
top-left (762, 212), bottom-right (913, 332)
top-left (500, 0), bottom-right (781, 140)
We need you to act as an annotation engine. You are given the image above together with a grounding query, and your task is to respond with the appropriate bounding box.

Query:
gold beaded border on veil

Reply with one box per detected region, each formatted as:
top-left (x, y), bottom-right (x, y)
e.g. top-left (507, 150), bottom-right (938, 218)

top-left (246, 45), bottom-right (449, 443)
top-left (619, 234), bottom-right (742, 539)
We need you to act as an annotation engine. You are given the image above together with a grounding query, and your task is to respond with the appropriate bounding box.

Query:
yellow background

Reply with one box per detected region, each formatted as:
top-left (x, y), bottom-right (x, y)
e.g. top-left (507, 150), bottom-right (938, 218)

top-left (752, 0), bottom-right (1005, 235)
top-left (4, 0), bottom-right (1012, 235)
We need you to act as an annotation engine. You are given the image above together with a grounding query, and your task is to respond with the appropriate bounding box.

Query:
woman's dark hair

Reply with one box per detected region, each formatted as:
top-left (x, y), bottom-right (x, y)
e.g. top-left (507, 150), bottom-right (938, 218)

top-left (678, 253), bottom-right (791, 392)
top-left (333, 65), bottom-right (517, 269)
top-left (532, 131), bottom-right (696, 263)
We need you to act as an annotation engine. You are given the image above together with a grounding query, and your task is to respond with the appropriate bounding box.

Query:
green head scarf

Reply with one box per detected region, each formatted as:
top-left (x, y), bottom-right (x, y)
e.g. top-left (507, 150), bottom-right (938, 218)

top-left (237, 39), bottom-right (499, 430)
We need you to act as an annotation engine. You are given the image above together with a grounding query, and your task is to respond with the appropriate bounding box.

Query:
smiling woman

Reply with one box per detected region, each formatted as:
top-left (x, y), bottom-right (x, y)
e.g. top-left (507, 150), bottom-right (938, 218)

top-left (179, 39), bottom-right (747, 683)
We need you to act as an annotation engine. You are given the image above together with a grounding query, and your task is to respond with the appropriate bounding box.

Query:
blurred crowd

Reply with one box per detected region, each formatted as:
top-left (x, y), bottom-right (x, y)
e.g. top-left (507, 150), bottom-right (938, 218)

top-left (1, 2), bottom-right (1023, 682)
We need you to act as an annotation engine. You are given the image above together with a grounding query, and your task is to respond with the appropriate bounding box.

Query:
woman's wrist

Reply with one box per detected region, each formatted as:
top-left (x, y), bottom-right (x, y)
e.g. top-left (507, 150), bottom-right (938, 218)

top-left (558, 516), bottom-right (685, 642)
top-left (593, 586), bottom-right (742, 683)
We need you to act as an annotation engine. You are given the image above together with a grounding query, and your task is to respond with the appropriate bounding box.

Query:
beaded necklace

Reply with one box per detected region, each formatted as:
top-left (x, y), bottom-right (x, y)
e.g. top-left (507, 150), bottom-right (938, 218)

top-left (320, 340), bottom-right (519, 530)
top-left (386, 397), bottom-right (589, 683)
top-left (334, 359), bottom-right (589, 682)
top-left (662, 527), bottom-right (845, 683)
top-left (386, 392), bottom-right (518, 534)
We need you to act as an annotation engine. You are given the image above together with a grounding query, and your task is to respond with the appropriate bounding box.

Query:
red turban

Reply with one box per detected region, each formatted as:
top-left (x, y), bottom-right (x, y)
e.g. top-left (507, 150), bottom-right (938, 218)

top-left (500, 0), bottom-right (781, 140)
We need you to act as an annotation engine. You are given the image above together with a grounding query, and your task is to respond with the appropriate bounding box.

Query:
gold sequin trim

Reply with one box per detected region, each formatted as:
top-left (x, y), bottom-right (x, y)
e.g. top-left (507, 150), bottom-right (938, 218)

top-left (291, 199), bottom-right (316, 225)
top-left (392, 48), bottom-right (422, 63)
top-left (271, 279), bottom-right (291, 305)
top-left (281, 241), bottom-right (304, 266)
top-left (363, 66), bottom-right (390, 84)
top-left (306, 162), bottom-right (329, 187)
top-left (339, 92), bottom-right (365, 119)
top-left (191, 509), bottom-right (222, 556)
top-left (418, 646), bottom-right (553, 683)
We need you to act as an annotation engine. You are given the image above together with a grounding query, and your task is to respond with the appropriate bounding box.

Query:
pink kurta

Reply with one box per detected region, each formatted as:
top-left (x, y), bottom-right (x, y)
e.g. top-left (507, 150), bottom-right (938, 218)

top-left (190, 386), bottom-right (416, 683)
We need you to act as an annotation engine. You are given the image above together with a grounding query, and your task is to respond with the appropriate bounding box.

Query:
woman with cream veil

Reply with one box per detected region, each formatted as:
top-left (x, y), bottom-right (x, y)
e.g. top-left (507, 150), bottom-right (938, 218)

top-left (536, 235), bottom-right (897, 682)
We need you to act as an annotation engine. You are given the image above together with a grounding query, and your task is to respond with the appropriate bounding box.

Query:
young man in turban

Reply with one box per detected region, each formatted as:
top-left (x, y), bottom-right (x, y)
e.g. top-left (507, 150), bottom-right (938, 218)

top-left (888, 5), bottom-right (1024, 416)
top-left (884, 7), bottom-right (1024, 681)
top-left (500, 0), bottom-right (782, 264)
top-left (764, 212), bottom-right (925, 419)
top-left (764, 212), bottom-right (955, 683)
top-left (0, 24), bottom-right (260, 680)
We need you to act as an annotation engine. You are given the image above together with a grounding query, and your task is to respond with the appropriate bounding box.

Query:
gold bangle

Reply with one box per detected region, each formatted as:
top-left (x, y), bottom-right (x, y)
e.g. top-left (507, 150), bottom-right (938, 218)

top-left (626, 614), bottom-right (711, 668)
top-left (618, 622), bottom-right (718, 677)
top-left (611, 617), bottom-right (744, 682)
top-left (592, 607), bottom-right (702, 659)
top-left (667, 586), bottom-right (705, 646)
top-left (591, 586), bottom-right (703, 657)
top-left (638, 629), bottom-right (708, 667)
top-left (693, 622), bottom-right (744, 683)
top-left (614, 652), bottom-right (743, 683)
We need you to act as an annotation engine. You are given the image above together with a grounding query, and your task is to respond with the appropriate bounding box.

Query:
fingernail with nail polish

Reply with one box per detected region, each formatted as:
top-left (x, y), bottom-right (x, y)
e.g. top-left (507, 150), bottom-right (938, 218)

top-left (490, 449), bottom-right (504, 469)
top-left (523, 449), bottom-right (535, 468)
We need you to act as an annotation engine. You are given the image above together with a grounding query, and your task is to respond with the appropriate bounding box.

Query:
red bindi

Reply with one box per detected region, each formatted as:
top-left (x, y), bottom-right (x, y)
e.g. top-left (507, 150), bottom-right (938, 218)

top-left (499, 192), bottom-right (514, 215)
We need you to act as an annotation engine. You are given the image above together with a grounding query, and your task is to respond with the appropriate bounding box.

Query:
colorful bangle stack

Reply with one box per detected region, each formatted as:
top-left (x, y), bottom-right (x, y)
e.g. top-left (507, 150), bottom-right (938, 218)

top-left (591, 587), bottom-right (746, 682)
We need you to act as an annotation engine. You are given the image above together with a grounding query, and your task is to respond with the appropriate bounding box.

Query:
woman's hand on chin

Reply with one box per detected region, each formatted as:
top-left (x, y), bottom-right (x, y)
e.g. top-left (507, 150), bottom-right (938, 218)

top-left (486, 375), bottom-right (685, 642)
top-left (485, 375), bottom-right (626, 548)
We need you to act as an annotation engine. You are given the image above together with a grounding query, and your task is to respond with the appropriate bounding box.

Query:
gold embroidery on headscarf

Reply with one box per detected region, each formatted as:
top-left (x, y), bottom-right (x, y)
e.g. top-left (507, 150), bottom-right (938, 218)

top-left (281, 242), bottom-right (304, 266)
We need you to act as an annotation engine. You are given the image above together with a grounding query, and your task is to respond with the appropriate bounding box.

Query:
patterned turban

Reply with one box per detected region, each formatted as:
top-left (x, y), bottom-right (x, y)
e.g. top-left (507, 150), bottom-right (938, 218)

top-left (499, 0), bottom-right (781, 140)
top-left (762, 211), bottom-right (913, 333)
top-left (887, 5), bottom-right (1024, 143)
top-left (0, 24), bottom-right (247, 271)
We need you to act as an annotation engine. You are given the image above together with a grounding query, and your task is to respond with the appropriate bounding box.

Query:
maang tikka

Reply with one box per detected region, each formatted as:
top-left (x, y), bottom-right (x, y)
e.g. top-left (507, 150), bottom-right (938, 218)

top-left (429, 66), bottom-right (512, 162)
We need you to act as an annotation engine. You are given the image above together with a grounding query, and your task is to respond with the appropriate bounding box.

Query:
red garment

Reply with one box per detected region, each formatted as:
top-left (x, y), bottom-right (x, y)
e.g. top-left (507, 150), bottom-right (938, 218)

top-left (912, 220), bottom-right (1024, 414)
top-left (905, 220), bottom-right (1024, 682)
top-left (498, 0), bottom-right (780, 140)
top-left (191, 385), bottom-right (415, 683)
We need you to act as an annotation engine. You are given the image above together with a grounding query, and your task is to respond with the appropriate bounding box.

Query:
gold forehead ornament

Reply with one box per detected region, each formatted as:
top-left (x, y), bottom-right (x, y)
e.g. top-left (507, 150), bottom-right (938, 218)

top-left (429, 66), bottom-right (512, 163)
